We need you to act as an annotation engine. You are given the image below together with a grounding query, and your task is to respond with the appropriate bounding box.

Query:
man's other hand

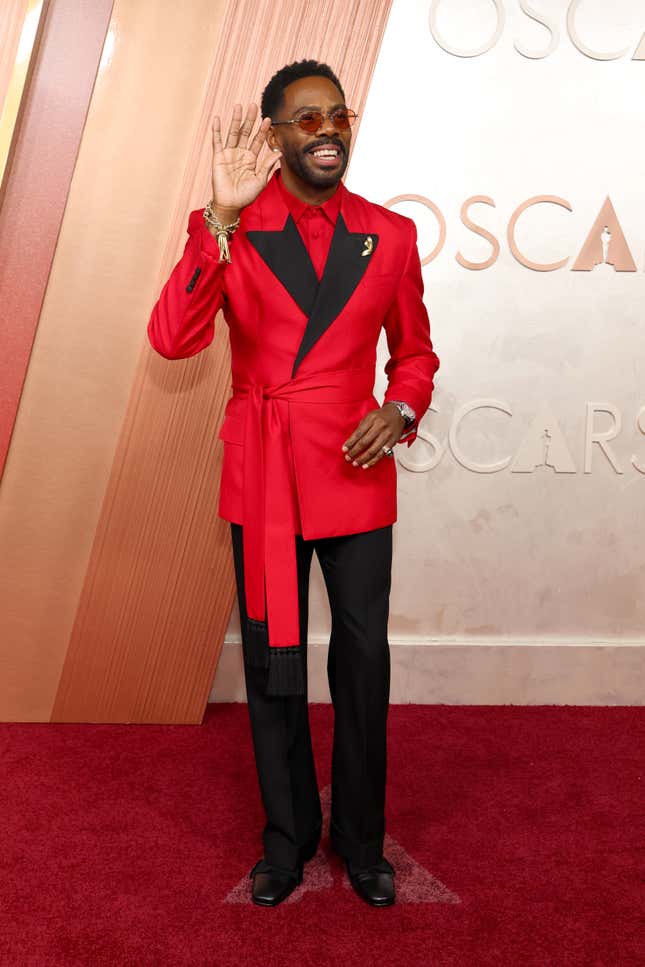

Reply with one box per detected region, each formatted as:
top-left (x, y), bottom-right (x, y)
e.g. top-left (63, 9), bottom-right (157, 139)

top-left (341, 403), bottom-right (405, 468)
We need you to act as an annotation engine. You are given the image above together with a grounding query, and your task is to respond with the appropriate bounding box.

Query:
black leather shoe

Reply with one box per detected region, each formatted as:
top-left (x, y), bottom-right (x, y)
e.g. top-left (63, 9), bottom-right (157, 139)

top-left (345, 856), bottom-right (396, 906)
top-left (249, 858), bottom-right (303, 906)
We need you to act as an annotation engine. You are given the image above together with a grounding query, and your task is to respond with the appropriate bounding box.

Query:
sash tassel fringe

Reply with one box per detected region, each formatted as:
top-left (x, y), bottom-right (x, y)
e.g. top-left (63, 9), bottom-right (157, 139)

top-left (266, 646), bottom-right (305, 697)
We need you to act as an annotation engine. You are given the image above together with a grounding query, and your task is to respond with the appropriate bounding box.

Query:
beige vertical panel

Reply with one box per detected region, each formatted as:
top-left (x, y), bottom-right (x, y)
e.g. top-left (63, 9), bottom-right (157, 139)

top-left (0, 0), bottom-right (226, 721)
top-left (53, 0), bottom-right (394, 723)
top-left (0, 1), bottom-right (48, 193)
top-left (1, 0), bottom-right (113, 475)
top-left (0, 0), bottom-right (30, 112)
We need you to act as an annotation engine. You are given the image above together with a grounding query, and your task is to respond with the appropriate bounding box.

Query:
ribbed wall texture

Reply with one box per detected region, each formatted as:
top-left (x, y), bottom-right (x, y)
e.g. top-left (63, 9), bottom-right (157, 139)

top-left (51, 0), bottom-right (394, 723)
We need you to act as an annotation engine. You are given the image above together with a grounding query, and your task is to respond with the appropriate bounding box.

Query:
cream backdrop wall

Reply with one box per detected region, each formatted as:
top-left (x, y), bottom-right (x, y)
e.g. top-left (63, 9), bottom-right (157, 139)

top-left (212, 0), bottom-right (644, 703)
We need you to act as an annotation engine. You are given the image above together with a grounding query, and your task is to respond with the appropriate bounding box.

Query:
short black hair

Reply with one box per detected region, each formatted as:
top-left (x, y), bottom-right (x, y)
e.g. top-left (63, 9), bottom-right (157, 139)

top-left (261, 59), bottom-right (345, 120)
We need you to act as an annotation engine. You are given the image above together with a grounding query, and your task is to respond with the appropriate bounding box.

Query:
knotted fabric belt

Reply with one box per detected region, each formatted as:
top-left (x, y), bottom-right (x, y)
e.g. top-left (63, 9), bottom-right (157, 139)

top-left (231, 366), bottom-right (376, 696)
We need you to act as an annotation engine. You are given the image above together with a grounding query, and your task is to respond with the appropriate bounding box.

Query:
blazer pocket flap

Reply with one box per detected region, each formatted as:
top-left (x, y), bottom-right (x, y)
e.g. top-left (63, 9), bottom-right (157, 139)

top-left (217, 414), bottom-right (245, 445)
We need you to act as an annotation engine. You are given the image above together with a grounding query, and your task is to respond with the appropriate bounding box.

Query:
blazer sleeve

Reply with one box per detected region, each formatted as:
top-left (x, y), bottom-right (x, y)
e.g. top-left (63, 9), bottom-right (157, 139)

top-left (382, 217), bottom-right (440, 447)
top-left (147, 208), bottom-right (229, 359)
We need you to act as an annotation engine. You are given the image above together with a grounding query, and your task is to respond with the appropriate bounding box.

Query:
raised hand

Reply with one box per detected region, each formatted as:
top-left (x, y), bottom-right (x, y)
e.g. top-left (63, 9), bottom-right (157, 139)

top-left (210, 102), bottom-right (281, 222)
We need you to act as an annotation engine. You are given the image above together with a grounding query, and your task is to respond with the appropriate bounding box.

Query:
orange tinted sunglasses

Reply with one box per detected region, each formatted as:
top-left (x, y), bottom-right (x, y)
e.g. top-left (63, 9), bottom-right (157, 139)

top-left (271, 108), bottom-right (358, 133)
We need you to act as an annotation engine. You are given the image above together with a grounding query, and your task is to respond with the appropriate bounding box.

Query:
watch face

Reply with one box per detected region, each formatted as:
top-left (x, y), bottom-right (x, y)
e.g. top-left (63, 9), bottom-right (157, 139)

top-left (399, 403), bottom-right (415, 424)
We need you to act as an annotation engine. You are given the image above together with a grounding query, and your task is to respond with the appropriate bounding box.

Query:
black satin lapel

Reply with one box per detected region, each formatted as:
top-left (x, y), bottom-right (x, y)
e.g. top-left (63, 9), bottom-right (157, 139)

top-left (291, 213), bottom-right (379, 377)
top-left (246, 215), bottom-right (319, 318)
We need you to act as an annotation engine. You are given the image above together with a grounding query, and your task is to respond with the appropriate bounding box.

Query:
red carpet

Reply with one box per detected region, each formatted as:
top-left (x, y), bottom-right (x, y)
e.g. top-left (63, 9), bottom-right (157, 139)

top-left (1, 705), bottom-right (642, 966)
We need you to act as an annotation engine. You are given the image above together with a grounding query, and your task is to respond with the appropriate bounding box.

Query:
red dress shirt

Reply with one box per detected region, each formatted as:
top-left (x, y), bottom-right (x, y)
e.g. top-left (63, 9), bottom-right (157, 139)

top-left (276, 171), bottom-right (341, 280)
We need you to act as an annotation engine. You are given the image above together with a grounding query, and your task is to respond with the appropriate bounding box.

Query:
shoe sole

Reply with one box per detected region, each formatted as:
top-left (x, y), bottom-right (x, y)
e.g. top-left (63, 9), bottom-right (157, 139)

top-left (348, 881), bottom-right (395, 907)
top-left (251, 894), bottom-right (294, 907)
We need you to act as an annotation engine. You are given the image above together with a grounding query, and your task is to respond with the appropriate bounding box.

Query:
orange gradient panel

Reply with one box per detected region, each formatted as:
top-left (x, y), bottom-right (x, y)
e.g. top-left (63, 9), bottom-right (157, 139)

top-left (0, 0), bottom-right (227, 721)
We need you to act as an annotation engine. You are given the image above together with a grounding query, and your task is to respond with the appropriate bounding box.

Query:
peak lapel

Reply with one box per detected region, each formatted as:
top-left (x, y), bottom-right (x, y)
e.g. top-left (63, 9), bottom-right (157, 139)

top-left (246, 213), bottom-right (319, 319)
top-left (291, 212), bottom-right (379, 377)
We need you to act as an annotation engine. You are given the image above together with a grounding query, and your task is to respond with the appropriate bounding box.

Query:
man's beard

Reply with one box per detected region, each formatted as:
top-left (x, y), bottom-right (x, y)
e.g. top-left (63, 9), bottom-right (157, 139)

top-left (281, 141), bottom-right (349, 188)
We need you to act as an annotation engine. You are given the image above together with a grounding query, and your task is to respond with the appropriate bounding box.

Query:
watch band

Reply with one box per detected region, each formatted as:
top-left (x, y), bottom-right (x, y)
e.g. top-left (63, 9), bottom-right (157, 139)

top-left (388, 400), bottom-right (416, 427)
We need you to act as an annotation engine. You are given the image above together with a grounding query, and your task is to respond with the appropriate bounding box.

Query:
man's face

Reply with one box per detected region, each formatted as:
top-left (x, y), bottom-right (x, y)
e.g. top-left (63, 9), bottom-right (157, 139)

top-left (267, 75), bottom-right (351, 189)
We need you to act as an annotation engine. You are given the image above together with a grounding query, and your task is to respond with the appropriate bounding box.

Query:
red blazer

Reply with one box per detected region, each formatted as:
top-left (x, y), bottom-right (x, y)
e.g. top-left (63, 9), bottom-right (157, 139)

top-left (147, 170), bottom-right (439, 649)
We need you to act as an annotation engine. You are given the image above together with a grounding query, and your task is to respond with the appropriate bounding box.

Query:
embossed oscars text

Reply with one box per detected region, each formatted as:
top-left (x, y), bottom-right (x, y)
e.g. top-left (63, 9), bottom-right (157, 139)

top-left (429, 0), bottom-right (645, 61)
top-left (384, 195), bottom-right (642, 272)
top-left (397, 401), bottom-right (645, 475)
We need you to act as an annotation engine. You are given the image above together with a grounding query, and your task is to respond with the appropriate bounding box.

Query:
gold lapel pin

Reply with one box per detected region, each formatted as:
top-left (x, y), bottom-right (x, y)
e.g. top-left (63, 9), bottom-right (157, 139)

top-left (361, 235), bottom-right (373, 257)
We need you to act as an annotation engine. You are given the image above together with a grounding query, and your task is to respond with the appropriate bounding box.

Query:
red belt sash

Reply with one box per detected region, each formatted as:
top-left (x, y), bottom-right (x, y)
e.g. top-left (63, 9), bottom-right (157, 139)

top-left (232, 366), bottom-right (375, 648)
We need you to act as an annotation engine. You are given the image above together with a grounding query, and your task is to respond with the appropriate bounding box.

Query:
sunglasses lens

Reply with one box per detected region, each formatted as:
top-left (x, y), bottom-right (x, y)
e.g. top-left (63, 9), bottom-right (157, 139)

top-left (332, 110), bottom-right (352, 129)
top-left (298, 112), bottom-right (322, 132)
top-left (296, 110), bottom-right (356, 131)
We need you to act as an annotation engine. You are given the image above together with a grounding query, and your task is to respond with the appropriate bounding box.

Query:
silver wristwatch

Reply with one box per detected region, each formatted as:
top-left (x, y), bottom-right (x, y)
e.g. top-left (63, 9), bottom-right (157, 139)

top-left (388, 400), bottom-right (416, 428)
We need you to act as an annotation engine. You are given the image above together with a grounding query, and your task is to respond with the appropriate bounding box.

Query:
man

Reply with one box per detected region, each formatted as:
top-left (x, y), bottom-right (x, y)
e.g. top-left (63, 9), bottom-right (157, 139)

top-left (147, 59), bottom-right (439, 908)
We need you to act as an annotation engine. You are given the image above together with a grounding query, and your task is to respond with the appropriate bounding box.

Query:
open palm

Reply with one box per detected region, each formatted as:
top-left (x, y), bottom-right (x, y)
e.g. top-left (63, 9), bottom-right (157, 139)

top-left (210, 102), bottom-right (281, 217)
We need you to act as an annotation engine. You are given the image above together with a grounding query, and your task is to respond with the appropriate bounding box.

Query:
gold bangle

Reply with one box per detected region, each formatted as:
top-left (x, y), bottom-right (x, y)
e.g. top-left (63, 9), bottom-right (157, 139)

top-left (203, 201), bottom-right (240, 263)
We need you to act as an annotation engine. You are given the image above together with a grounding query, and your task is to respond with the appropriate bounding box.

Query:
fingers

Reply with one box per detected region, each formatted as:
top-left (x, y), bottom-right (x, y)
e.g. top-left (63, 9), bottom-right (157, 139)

top-left (260, 147), bottom-right (282, 181)
top-left (342, 414), bottom-right (395, 467)
top-left (358, 435), bottom-right (394, 468)
top-left (249, 116), bottom-right (274, 157)
top-left (254, 114), bottom-right (281, 179)
top-left (213, 105), bottom-right (273, 166)
top-left (350, 430), bottom-right (394, 467)
top-left (221, 102), bottom-right (264, 150)
top-left (236, 102), bottom-right (258, 149)
top-left (343, 411), bottom-right (381, 456)
top-left (342, 416), bottom-right (371, 458)
top-left (212, 114), bottom-right (223, 153)
top-left (221, 102), bottom-right (241, 149)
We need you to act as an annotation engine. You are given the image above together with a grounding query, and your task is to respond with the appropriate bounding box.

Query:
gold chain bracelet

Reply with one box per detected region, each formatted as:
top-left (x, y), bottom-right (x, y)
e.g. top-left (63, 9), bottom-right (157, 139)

top-left (203, 201), bottom-right (240, 263)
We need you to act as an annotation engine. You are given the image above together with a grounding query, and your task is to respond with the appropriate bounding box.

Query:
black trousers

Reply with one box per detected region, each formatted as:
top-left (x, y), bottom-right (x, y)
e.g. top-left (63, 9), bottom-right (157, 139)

top-left (230, 521), bottom-right (393, 871)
